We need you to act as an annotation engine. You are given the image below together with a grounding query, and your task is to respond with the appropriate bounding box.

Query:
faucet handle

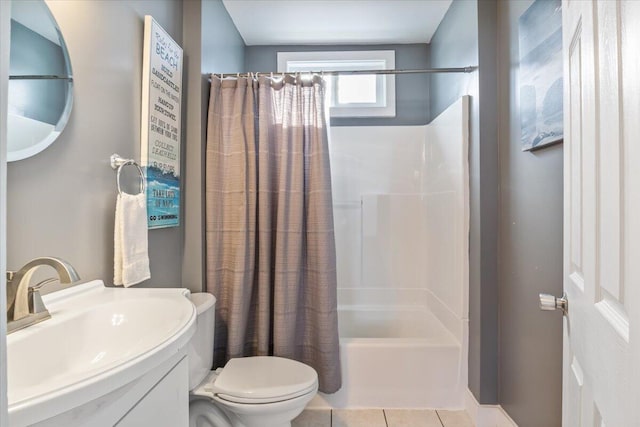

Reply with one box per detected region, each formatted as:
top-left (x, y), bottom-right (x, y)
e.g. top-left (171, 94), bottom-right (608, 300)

top-left (6, 270), bottom-right (15, 282)
top-left (31, 277), bottom-right (59, 290)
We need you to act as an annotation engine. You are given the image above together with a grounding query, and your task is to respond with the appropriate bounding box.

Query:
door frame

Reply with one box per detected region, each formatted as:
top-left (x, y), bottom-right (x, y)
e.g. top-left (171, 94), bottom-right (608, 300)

top-left (0, 0), bottom-right (10, 424)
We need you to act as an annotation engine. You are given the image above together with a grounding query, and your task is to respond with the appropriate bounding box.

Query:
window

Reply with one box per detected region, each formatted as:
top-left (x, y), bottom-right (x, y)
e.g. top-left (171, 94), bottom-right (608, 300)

top-left (277, 51), bottom-right (396, 118)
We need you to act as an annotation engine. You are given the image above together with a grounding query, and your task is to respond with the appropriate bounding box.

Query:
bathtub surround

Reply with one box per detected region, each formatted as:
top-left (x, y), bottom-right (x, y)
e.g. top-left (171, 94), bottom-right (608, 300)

top-left (424, 97), bottom-right (470, 339)
top-left (206, 75), bottom-right (341, 392)
top-left (309, 98), bottom-right (469, 409)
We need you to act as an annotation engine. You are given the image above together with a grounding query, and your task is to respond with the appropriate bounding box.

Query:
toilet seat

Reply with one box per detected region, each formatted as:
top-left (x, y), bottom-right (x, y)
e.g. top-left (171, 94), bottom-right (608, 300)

top-left (197, 356), bottom-right (318, 405)
top-left (214, 382), bottom-right (318, 404)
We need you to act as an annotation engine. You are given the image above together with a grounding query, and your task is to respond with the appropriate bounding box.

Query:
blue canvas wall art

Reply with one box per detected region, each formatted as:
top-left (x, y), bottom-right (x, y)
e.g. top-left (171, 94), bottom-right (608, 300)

top-left (519, 0), bottom-right (563, 151)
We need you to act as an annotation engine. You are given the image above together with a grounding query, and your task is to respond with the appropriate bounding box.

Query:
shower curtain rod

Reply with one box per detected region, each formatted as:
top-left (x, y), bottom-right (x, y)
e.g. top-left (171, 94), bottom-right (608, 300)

top-left (212, 66), bottom-right (477, 79)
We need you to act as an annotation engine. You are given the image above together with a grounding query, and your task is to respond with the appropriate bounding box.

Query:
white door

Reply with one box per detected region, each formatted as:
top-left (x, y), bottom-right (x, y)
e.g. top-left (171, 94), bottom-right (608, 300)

top-left (560, 0), bottom-right (640, 425)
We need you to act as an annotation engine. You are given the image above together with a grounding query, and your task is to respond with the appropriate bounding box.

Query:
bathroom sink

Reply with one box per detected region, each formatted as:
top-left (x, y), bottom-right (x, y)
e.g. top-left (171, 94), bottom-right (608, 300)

top-left (7, 280), bottom-right (196, 425)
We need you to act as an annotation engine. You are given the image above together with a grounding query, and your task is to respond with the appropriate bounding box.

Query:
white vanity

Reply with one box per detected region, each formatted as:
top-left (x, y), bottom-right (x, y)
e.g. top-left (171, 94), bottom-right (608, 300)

top-left (7, 280), bottom-right (196, 426)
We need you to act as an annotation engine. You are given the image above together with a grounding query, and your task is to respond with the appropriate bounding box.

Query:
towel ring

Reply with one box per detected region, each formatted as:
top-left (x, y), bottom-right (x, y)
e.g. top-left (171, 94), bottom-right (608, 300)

top-left (110, 153), bottom-right (146, 195)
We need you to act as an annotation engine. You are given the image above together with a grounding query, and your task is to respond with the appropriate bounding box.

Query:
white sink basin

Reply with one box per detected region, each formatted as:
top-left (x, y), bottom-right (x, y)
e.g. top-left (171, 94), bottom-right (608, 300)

top-left (7, 280), bottom-right (196, 426)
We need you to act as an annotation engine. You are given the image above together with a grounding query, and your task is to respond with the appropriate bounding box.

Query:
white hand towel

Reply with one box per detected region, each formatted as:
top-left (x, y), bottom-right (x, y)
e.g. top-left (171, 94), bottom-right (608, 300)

top-left (114, 193), bottom-right (151, 287)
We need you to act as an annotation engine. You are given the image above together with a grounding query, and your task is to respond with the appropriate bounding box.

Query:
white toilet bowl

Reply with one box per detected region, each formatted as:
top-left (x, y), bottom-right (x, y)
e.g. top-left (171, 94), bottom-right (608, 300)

top-left (187, 293), bottom-right (318, 427)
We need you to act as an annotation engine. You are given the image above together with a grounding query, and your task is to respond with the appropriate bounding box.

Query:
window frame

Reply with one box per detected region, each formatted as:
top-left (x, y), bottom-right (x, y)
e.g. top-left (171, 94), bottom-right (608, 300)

top-left (277, 50), bottom-right (396, 118)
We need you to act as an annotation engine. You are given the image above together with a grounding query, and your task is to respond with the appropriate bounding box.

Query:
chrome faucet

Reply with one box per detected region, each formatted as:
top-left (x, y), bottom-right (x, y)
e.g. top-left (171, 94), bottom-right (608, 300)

top-left (6, 257), bottom-right (80, 333)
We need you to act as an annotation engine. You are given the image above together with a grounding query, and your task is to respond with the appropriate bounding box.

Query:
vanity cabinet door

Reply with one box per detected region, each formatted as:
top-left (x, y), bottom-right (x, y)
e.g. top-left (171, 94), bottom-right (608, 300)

top-left (117, 357), bottom-right (189, 427)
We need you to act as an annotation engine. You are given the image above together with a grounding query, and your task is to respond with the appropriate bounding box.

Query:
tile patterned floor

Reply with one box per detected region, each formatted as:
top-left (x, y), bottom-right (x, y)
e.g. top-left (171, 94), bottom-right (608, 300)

top-left (292, 409), bottom-right (474, 427)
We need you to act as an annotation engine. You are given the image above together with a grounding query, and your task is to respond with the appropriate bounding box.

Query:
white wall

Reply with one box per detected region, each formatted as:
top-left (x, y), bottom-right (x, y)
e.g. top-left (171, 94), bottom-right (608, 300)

top-left (329, 96), bottom-right (469, 342)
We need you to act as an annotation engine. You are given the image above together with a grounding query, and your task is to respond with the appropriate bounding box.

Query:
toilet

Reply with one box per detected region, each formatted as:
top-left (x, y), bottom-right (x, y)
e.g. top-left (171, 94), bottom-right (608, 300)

top-left (187, 293), bottom-right (319, 427)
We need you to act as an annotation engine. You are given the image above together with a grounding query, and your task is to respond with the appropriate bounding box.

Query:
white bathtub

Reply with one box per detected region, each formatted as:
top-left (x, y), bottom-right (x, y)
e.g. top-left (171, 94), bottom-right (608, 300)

top-left (309, 290), bottom-right (467, 409)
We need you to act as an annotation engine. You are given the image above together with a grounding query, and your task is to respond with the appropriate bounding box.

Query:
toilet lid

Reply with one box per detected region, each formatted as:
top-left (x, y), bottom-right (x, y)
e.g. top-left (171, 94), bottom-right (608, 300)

top-left (209, 356), bottom-right (318, 404)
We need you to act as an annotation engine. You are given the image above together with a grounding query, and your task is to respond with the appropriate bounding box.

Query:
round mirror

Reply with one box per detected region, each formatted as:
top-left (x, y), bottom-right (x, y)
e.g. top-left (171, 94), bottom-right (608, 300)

top-left (8, 0), bottom-right (73, 162)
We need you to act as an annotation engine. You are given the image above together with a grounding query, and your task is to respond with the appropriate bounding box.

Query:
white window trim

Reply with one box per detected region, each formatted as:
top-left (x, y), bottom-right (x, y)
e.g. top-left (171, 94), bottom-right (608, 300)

top-left (277, 50), bottom-right (396, 118)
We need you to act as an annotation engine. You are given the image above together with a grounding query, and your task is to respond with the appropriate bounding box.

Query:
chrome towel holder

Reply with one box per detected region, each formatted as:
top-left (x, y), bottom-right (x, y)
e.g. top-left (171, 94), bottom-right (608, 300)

top-left (110, 153), bottom-right (146, 195)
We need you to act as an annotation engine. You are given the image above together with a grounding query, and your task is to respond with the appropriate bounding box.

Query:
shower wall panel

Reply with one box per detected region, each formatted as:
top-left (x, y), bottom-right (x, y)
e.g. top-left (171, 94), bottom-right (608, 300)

top-left (424, 97), bottom-right (470, 328)
top-left (329, 96), bottom-right (469, 341)
top-left (329, 126), bottom-right (426, 290)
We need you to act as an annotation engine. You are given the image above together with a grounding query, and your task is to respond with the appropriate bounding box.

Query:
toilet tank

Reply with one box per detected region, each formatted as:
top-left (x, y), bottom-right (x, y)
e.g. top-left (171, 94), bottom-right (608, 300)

top-left (187, 292), bottom-right (216, 390)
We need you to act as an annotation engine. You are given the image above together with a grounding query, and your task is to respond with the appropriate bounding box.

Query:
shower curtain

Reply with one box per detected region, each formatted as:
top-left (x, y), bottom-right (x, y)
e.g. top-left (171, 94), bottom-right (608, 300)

top-left (205, 74), bottom-right (341, 393)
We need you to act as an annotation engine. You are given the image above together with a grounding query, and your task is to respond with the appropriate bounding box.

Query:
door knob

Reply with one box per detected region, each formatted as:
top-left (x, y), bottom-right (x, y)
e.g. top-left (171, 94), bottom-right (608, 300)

top-left (539, 292), bottom-right (568, 315)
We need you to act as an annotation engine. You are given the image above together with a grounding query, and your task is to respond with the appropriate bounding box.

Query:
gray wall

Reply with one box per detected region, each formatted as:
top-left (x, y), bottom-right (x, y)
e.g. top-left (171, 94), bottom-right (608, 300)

top-left (7, 0), bottom-right (246, 293)
top-left (182, 0), bottom-right (245, 293)
top-left (431, 0), bottom-right (563, 418)
top-left (497, 1), bottom-right (563, 425)
top-left (7, 1), bottom-right (183, 287)
top-left (245, 44), bottom-right (430, 126)
top-left (201, 1), bottom-right (245, 74)
top-left (430, 0), bottom-right (499, 404)
top-left (476, 0), bottom-right (500, 405)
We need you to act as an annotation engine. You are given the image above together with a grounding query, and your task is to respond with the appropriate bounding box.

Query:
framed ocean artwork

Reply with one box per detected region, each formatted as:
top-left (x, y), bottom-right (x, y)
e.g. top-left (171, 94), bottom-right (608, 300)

top-left (518, 0), bottom-right (563, 151)
top-left (140, 16), bottom-right (182, 228)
